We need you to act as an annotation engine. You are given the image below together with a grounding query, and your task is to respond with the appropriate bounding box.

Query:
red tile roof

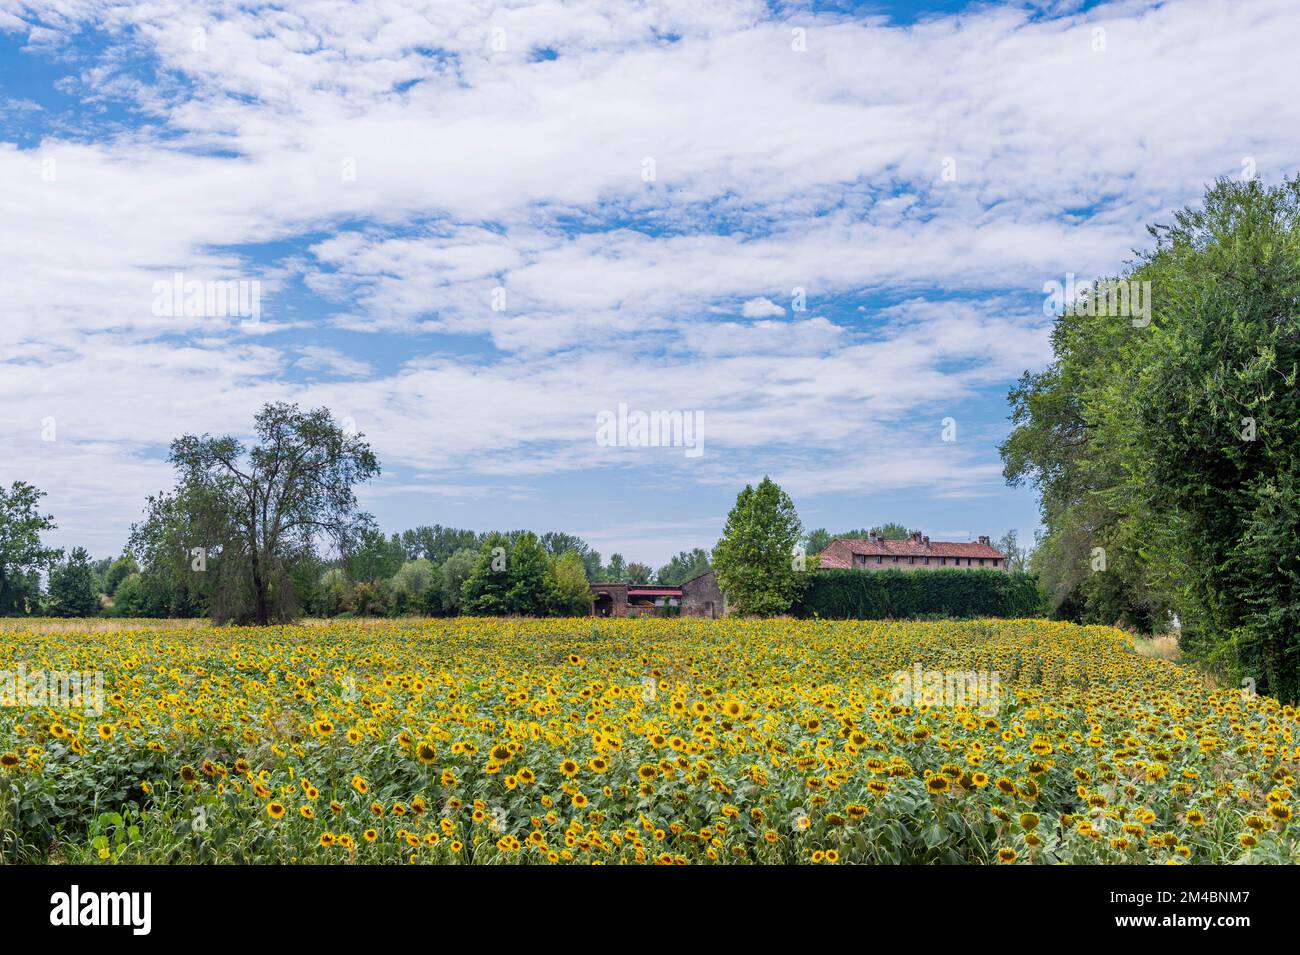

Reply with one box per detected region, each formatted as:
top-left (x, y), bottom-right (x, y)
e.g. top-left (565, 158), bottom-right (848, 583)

top-left (817, 536), bottom-right (1003, 569)
top-left (818, 544), bottom-right (853, 569)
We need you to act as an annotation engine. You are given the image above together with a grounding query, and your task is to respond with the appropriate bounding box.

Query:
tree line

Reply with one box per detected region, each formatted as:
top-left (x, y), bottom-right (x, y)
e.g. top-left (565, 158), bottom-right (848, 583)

top-left (1002, 176), bottom-right (1300, 702)
top-left (0, 485), bottom-right (716, 623)
top-left (0, 399), bottom-right (1020, 627)
top-left (2, 433), bottom-right (941, 626)
top-left (0, 404), bottom-right (715, 622)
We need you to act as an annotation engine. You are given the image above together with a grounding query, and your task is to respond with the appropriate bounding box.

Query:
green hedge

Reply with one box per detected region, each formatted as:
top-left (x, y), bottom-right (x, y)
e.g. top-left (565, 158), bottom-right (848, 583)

top-left (793, 570), bottom-right (1043, 620)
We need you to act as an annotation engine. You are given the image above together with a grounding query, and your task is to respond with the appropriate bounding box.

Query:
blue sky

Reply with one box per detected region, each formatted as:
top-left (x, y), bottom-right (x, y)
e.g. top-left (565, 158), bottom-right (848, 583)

top-left (2, 0), bottom-right (1298, 568)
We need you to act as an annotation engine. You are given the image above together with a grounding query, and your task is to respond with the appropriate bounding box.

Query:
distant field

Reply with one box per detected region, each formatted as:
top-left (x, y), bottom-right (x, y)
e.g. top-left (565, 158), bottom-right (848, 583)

top-left (0, 617), bottom-right (1295, 864)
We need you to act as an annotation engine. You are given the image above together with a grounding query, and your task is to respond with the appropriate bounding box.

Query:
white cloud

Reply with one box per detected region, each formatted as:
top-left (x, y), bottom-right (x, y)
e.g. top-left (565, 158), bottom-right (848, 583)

top-left (739, 296), bottom-right (785, 319)
top-left (0, 0), bottom-right (1297, 558)
top-left (293, 345), bottom-right (374, 378)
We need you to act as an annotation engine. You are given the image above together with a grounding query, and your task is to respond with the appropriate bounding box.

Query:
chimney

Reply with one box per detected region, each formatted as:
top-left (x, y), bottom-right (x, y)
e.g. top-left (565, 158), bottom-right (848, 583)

top-left (978, 535), bottom-right (989, 545)
top-left (922, 535), bottom-right (930, 546)
top-left (868, 531), bottom-right (877, 543)
top-left (910, 531), bottom-right (922, 543)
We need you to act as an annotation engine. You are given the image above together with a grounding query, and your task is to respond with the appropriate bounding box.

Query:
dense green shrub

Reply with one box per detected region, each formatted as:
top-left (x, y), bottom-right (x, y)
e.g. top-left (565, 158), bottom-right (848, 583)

top-left (793, 570), bottom-right (1043, 620)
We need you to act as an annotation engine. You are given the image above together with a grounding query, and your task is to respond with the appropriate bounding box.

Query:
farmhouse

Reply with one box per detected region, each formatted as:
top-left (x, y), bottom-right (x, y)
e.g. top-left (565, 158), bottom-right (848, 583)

top-left (818, 531), bottom-right (1007, 571)
top-left (589, 570), bottom-right (726, 619)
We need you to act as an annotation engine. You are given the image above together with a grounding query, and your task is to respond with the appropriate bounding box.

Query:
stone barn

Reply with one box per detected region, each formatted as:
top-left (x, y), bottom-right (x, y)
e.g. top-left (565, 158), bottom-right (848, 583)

top-left (680, 570), bottom-right (725, 619)
top-left (589, 570), bottom-right (726, 618)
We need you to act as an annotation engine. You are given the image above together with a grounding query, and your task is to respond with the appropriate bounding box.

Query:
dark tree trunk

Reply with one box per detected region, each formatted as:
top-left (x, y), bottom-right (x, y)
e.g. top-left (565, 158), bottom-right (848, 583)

top-left (252, 567), bottom-right (268, 625)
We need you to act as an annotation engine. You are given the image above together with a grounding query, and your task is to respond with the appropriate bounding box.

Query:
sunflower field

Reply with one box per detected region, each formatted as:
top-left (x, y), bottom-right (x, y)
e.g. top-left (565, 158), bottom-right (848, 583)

top-left (0, 617), bottom-right (1295, 864)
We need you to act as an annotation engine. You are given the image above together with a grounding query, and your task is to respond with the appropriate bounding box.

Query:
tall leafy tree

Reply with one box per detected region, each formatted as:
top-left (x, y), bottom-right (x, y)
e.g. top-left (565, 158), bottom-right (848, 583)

top-left (459, 532), bottom-right (543, 615)
top-left (391, 558), bottom-right (437, 614)
top-left (346, 529), bottom-right (405, 582)
top-left (1001, 219), bottom-right (1182, 633)
top-left (439, 547), bottom-right (479, 615)
top-left (399, 525), bottom-right (481, 564)
top-left (995, 530), bottom-right (1030, 574)
top-left (540, 532), bottom-right (601, 580)
top-left (128, 489), bottom-right (211, 618)
top-left (600, 553), bottom-right (628, 582)
top-left (460, 532), bottom-right (513, 615)
top-left (500, 532), bottom-right (557, 615)
top-left (656, 548), bottom-right (712, 585)
top-left (315, 567), bottom-right (351, 617)
top-left (462, 533), bottom-right (578, 616)
top-left (624, 562), bottom-right (653, 585)
top-left (90, 556), bottom-right (113, 593)
top-left (163, 402), bottom-right (379, 625)
top-left (107, 573), bottom-right (150, 617)
top-left (48, 547), bottom-right (99, 617)
top-left (804, 529), bottom-right (832, 556)
top-left (1133, 177), bottom-right (1300, 699)
top-left (0, 481), bottom-right (61, 615)
top-left (538, 531), bottom-right (583, 556)
top-left (711, 476), bottom-right (805, 616)
top-left (103, 555), bottom-right (139, 596)
top-left (1002, 176), bottom-right (1300, 700)
top-left (547, 550), bottom-right (592, 616)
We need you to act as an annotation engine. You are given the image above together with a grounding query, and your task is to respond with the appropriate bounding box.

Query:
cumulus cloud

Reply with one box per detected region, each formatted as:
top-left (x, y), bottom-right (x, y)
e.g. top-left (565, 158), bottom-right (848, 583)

top-left (740, 297), bottom-right (785, 318)
top-left (0, 0), bottom-right (1297, 560)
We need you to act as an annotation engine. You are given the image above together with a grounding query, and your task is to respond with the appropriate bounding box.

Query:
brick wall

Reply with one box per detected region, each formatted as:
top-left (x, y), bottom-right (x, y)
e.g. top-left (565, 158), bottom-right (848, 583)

top-left (681, 571), bottom-right (725, 618)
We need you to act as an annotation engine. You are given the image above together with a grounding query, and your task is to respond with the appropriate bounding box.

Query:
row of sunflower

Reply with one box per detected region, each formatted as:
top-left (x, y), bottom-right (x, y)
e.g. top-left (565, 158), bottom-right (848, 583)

top-left (0, 617), bottom-right (1295, 864)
